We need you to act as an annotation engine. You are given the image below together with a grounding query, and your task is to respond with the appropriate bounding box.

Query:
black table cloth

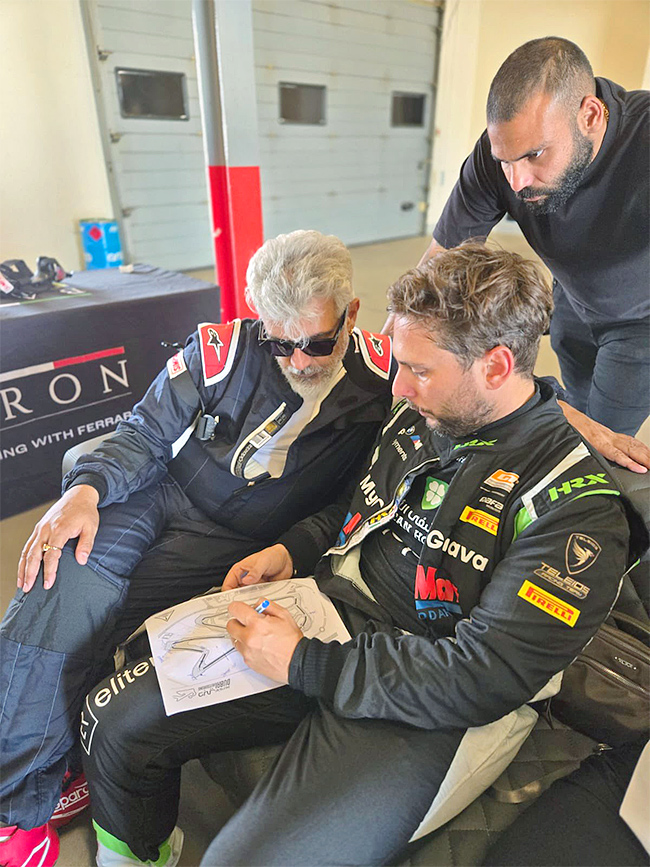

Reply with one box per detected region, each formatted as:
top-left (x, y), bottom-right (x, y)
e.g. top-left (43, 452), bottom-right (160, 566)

top-left (0, 265), bottom-right (220, 517)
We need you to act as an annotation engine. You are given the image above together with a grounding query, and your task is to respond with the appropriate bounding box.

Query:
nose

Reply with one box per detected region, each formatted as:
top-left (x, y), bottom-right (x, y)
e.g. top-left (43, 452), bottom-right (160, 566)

top-left (289, 347), bottom-right (313, 370)
top-left (504, 161), bottom-right (534, 193)
top-left (392, 366), bottom-right (416, 400)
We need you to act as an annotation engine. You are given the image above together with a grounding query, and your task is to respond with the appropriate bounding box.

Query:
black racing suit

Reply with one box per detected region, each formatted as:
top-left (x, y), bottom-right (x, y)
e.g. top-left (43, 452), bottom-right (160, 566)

top-left (0, 320), bottom-right (394, 830)
top-left (81, 382), bottom-right (647, 865)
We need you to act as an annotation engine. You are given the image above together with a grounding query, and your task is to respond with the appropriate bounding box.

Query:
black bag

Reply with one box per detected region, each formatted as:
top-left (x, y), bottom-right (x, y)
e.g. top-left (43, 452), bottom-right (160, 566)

top-left (550, 609), bottom-right (650, 747)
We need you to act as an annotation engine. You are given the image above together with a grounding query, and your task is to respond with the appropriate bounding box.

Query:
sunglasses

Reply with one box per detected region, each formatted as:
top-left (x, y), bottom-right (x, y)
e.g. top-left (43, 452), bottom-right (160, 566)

top-left (258, 307), bottom-right (348, 357)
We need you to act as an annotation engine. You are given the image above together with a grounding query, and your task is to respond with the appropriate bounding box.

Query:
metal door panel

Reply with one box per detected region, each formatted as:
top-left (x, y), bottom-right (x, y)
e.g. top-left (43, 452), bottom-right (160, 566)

top-left (254, 5), bottom-right (433, 42)
top-left (87, 0), bottom-right (212, 270)
top-left (119, 151), bottom-right (205, 172)
top-left (253, 0), bottom-right (440, 245)
top-left (97, 5), bottom-right (194, 37)
top-left (254, 46), bottom-right (433, 82)
top-left (120, 169), bottom-right (206, 195)
top-left (98, 0), bottom-right (191, 18)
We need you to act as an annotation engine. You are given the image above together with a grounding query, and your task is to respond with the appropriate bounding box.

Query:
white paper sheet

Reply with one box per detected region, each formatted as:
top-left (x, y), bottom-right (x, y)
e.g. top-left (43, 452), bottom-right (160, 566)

top-left (145, 578), bottom-right (350, 716)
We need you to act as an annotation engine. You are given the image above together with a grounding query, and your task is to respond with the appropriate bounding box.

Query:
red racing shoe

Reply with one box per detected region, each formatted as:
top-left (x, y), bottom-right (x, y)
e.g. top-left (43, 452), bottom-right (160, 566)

top-left (50, 770), bottom-right (90, 828)
top-left (0, 823), bottom-right (59, 867)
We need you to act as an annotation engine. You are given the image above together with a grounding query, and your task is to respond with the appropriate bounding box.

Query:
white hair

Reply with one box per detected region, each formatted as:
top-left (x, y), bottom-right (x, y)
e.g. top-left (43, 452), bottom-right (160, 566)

top-left (245, 230), bottom-right (353, 327)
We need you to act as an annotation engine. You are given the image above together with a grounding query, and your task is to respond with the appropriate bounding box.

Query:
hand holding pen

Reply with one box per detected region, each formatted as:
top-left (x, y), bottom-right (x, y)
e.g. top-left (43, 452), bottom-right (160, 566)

top-left (227, 596), bottom-right (303, 683)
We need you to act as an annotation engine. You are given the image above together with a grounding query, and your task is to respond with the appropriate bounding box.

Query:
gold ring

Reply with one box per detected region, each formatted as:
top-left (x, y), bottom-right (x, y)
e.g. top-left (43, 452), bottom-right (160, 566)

top-left (42, 543), bottom-right (62, 553)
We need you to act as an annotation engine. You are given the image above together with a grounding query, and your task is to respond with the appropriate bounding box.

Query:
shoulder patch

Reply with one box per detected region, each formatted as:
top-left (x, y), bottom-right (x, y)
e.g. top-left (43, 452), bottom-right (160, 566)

top-left (166, 350), bottom-right (187, 379)
top-left (354, 328), bottom-right (392, 379)
top-left (198, 320), bottom-right (241, 385)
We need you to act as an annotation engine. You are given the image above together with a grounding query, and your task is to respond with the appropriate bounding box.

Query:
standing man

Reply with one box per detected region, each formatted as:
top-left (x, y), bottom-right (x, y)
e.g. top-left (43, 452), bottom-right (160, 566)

top-left (80, 244), bottom-right (647, 867)
top-left (422, 37), bottom-right (649, 436)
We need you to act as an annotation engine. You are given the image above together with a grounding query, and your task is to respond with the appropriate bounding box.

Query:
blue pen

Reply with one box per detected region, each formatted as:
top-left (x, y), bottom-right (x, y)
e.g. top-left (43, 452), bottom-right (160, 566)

top-left (255, 600), bottom-right (270, 614)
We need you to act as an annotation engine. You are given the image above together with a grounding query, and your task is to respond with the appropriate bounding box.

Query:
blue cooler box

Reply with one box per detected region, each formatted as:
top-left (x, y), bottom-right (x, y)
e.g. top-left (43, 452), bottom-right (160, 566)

top-left (79, 220), bottom-right (124, 269)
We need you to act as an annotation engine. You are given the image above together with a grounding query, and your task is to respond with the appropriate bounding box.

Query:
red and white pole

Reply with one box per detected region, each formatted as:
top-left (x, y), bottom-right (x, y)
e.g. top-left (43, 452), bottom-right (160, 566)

top-left (192, 0), bottom-right (263, 321)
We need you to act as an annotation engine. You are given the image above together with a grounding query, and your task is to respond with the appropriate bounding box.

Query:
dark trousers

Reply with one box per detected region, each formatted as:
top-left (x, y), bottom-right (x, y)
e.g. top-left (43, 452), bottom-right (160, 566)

top-left (0, 476), bottom-right (262, 829)
top-left (483, 740), bottom-right (649, 866)
top-left (550, 286), bottom-right (650, 436)
top-left (82, 658), bottom-right (466, 866)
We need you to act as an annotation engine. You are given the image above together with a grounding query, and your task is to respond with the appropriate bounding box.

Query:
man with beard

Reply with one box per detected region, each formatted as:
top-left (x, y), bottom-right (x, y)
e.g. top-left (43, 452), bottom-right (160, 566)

top-left (80, 245), bottom-right (646, 867)
top-left (421, 37), bottom-right (650, 438)
top-left (0, 230), bottom-right (396, 867)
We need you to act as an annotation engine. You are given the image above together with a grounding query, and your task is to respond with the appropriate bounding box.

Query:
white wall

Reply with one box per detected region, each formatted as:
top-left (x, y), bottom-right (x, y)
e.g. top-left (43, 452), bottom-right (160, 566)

top-left (0, 0), bottom-right (114, 270)
top-left (427, 0), bottom-right (650, 232)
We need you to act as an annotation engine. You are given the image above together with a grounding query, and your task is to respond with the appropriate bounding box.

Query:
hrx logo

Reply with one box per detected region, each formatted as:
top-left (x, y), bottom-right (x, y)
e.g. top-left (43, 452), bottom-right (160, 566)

top-left (547, 473), bottom-right (611, 501)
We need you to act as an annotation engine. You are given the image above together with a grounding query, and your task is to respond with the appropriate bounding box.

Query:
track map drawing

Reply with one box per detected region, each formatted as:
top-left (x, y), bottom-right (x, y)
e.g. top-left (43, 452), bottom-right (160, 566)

top-left (145, 578), bottom-right (350, 715)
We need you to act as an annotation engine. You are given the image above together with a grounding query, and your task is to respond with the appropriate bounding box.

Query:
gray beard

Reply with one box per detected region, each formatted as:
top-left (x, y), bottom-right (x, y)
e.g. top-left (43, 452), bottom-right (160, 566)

top-left (276, 328), bottom-right (349, 399)
top-left (278, 364), bottom-right (338, 399)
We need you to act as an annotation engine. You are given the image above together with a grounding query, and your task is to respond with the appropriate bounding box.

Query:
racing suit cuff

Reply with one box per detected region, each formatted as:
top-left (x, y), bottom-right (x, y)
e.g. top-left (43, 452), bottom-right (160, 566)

top-left (276, 526), bottom-right (326, 577)
top-left (64, 472), bottom-right (108, 504)
top-left (288, 636), bottom-right (351, 701)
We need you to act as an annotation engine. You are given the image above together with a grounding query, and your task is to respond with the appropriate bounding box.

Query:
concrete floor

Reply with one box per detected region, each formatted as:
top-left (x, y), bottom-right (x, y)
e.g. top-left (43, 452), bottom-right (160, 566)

top-left (1, 231), bottom-right (648, 865)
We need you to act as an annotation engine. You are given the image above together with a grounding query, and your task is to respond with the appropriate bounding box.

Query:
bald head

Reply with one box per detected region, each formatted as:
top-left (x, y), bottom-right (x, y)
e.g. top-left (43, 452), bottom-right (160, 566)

top-left (487, 37), bottom-right (595, 125)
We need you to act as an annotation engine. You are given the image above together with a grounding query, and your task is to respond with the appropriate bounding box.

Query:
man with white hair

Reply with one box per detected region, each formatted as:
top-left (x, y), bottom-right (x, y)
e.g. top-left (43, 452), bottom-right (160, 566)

top-left (0, 230), bottom-right (396, 867)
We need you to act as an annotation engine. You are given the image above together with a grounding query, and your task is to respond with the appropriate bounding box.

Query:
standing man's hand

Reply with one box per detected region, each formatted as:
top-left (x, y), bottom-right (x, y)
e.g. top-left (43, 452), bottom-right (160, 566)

top-left (221, 544), bottom-right (294, 591)
top-left (559, 401), bottom-right (650, 473)
top-left (18, 485), bottom-right (100, 592)
top-left (227, 600), bottom-right (303, 682)
top-left (381, 237), bottom-right (448, 334)
top-left (418, 237), bottom-right (447, 267)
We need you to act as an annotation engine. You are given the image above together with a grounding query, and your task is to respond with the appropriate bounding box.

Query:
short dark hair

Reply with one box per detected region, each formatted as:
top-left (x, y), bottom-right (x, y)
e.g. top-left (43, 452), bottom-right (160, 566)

top-left (387, 242), bottom-right (553, 376)
top-left (486, 37), bottom-right (595, 125)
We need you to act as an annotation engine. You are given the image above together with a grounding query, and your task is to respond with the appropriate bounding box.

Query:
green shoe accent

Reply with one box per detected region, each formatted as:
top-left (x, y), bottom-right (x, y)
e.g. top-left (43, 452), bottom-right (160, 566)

top-left (94, 821), bottom-right (140, 861)
top-left (93, 821), bottom-right (173, 866)
top-left (154, 838), bottom-right (172, 867)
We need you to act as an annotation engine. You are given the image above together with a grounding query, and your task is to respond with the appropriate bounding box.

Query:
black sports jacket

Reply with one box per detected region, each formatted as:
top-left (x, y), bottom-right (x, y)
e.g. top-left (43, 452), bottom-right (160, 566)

top-left (285, 383), bottom-right (647, 730)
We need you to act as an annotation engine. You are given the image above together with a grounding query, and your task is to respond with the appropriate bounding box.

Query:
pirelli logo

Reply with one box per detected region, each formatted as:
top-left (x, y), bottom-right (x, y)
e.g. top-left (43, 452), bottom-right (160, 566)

top-left (518, 580), bottom-right (580, 627)
top-left (460, 506), bottom-right (499, 535)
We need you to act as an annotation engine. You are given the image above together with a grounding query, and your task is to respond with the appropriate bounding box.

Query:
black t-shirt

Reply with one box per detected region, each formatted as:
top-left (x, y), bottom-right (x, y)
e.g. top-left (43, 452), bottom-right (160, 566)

top-left (434, 78), bottom-right (650, 326)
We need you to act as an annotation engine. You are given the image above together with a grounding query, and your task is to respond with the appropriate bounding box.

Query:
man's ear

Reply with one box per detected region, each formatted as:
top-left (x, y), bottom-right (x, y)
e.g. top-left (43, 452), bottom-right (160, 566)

top-left (483, 345), bottom-right (515, 389)
top-left (347, 298), bottom-right (360, 331)
top-left (577, 94), bottom-right (606, 137)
